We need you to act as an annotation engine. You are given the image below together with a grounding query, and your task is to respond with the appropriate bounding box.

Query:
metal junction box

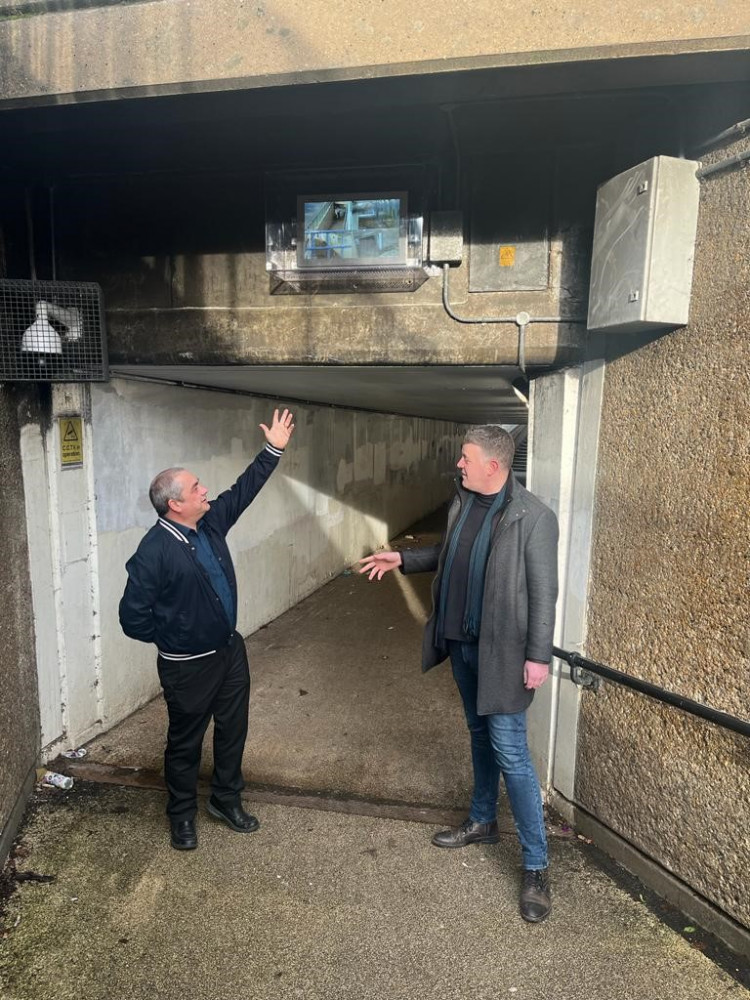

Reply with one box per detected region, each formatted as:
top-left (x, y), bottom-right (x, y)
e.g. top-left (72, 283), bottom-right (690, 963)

top-left (587, 156), bottom-right (700, 334)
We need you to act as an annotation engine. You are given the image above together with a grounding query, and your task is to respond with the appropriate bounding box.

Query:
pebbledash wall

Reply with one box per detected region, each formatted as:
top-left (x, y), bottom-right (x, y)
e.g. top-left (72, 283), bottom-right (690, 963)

top-left (54, 379), bottom-right (462, 749)
top-left (576, 139), bottom-right (750, 930)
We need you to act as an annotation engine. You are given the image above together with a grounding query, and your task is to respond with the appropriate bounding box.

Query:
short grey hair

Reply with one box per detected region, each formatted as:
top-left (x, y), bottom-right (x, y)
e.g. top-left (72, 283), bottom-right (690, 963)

top-left (149, 468), bottom-right (186, 516)
top-left (463, 425), bottom-right (515, 470)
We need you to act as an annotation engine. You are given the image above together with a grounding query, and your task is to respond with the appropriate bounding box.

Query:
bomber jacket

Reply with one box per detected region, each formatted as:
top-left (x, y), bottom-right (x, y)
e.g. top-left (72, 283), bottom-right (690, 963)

top-left (401, 472), bottom-right (558, 715)
top-left (119, 444), bottom-right (283, 659)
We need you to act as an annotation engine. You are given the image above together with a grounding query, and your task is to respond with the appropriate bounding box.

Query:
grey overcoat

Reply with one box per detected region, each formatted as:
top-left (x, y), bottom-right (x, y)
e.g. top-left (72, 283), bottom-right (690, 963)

top-left (400, 473), bottom-right (559, 715)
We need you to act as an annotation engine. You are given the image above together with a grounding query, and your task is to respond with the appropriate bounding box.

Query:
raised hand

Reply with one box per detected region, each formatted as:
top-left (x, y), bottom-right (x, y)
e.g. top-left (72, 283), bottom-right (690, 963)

top-left (358, 550), bottom-right (403, 581)
top-left (260, 408), bottom-right (295, 450)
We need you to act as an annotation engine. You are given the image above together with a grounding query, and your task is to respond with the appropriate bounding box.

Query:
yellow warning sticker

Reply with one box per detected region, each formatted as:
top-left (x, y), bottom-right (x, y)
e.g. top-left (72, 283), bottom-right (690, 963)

top-left (59, 417), bottom-right (83, 468)
top-left (499, 245), bottom-right (516, 267)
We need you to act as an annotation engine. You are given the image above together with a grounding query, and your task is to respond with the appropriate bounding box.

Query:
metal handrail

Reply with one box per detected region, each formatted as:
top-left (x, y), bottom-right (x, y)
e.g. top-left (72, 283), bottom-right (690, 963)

top-left (553, 646), bottom-right (750, 738)
top-left (696, 148), bottom-right (750, 179)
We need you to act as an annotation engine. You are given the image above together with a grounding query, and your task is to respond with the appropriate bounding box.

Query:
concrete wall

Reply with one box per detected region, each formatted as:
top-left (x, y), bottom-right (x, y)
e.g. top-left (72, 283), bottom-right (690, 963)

top-left (577, 138), bottom-right (750, 929)
top-left (44, 150), bottom-right (598, 369)
top-left (0, 385), bottom-right (41, 863)
top-left (92, 379), bottom-right (463, 733)
top-left (1, 0), bottom-right (749, 105)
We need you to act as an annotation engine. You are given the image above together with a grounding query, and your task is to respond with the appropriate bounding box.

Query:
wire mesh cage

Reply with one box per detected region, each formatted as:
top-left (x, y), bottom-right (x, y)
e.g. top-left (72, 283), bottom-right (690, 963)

top-left (0, 279), bottom-right (108, 382)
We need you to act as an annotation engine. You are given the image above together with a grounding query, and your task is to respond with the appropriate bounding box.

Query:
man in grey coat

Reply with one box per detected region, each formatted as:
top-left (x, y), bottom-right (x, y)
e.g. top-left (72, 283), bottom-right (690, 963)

top-left (360, 424), bottom-right (558, 922)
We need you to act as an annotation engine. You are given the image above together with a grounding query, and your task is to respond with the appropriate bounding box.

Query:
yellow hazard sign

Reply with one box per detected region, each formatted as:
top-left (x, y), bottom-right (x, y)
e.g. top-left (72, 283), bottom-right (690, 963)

top-left (499, 245), bottom-right (516, 267)
top-left (59, 417), bottom-right (83, 468)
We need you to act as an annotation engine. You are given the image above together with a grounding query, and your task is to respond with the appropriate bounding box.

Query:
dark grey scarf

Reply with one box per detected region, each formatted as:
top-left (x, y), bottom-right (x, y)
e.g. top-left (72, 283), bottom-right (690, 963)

top-left (436, 483), bottom-right (507, 642)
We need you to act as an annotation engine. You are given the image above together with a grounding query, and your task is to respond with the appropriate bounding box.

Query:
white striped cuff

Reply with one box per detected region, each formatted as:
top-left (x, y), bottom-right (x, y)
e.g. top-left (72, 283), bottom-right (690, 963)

top-left (264, 443), bottom-right (285, 458)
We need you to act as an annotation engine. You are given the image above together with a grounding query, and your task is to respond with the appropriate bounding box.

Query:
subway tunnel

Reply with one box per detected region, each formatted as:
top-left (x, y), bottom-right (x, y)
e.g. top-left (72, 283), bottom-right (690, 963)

top-left (52, 361), bottom-right (531, 815)
top-left (2, 38), bottom-right (749, 958)
top-left (3, 41), bottom-right (747, 813)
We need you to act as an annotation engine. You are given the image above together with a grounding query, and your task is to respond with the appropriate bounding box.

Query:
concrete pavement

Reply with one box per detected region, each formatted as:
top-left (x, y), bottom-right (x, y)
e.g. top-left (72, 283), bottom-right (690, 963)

top-left (1, 781), bottom-right (747, 1000)
top-left (1, 513), bottom-right (748, 996)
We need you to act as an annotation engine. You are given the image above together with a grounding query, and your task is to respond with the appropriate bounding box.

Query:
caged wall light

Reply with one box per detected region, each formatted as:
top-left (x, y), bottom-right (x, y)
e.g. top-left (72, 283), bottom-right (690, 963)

top-left (0, 279), bottom-right (108, 382)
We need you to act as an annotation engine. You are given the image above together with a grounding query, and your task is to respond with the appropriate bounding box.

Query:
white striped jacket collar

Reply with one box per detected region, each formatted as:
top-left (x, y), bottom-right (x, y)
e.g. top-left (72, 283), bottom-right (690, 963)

top-left (158, 517), bottom-right (190, 543)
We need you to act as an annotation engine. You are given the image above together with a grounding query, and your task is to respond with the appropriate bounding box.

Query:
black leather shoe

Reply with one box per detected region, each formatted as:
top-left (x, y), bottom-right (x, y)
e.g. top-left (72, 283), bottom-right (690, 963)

top-left (520, 868), bottom-right (551, 922)
top-left (170, 819), bottom-right (197, 851)
top-left (431, 817), bottom-right (500, 849)
top-left (207, 797), bottom-right (260, 833)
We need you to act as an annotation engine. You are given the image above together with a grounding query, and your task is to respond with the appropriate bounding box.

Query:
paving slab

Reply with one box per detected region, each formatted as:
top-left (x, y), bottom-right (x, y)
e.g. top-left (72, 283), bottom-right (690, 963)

top-left (1, 782), bottom-right (746, 1000)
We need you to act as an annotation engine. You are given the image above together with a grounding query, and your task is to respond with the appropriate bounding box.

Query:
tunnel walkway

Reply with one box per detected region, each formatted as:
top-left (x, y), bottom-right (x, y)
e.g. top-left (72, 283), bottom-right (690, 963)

top-left (8, 511), bottom-right (748, 997)
top-left (74, 509), bottom-right (476, 819)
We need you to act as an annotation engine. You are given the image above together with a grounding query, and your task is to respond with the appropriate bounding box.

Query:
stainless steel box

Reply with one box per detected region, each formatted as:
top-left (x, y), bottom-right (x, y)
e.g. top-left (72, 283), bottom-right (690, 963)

top-left (587, 156), bottom-right (700, 333)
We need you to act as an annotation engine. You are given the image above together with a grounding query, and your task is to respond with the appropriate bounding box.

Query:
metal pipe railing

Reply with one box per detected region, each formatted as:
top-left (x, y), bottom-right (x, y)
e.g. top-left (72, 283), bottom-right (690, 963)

top-left (696, 148), bottom-right (750, 179)
top-left (553, 646), bottom-right (750, 738)
top-left (441, 264), bottom-right (587, 326)
top-left (691, 117), bottom-right (750, 155)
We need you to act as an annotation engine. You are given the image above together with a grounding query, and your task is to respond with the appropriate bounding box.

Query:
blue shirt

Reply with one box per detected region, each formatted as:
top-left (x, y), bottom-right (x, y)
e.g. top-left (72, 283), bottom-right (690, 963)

top-left (170, 518), bottom-right (236, 629)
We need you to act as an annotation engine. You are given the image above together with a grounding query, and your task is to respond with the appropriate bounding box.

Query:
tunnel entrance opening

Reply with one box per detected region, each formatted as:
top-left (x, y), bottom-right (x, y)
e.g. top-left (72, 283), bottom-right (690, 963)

top-left (3, 21), bottom-right (750, 966)
top-left (4, 48), bottom-right (748, 799)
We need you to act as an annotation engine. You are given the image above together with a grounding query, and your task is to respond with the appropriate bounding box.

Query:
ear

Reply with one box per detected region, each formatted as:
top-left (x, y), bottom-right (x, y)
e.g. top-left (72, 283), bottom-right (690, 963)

top-left (487, 458), bottom-right (500, 475)
top-left (167, 496), bottom-right (181, 511)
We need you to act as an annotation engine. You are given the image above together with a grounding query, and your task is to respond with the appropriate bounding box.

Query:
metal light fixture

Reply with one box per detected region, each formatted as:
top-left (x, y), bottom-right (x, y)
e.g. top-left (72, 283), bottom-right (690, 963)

top-left (20, 301), bottom-right (64, 361)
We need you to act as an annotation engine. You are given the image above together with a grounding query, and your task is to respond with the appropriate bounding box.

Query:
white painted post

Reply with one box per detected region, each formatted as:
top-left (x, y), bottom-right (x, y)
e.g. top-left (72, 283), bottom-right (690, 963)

top-left (20, 384), bottom-right (102, 758)
top-left (20, 421), bottom-right (64, 750)
top-left (526, 361), bottom-right (605, 799)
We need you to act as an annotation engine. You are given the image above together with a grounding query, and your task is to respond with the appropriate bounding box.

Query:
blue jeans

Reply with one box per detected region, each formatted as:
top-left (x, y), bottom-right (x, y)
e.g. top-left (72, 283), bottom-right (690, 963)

top-left (448, 640), bottom-right (548, 870)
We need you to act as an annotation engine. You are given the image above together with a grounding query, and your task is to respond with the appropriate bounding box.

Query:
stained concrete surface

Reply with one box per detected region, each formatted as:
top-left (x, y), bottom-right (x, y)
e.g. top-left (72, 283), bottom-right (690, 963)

top-left (0, 385), bottom-right (41, 863)
top-left (81, 515), bottom-right (475, 812)
top-left (1, 782), bottom-right (747, 1000)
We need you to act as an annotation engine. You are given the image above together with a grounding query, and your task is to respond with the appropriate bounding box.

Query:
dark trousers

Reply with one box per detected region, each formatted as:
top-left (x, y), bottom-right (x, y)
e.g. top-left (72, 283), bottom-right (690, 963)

top-left (157, 631), bottom-right (250, 821)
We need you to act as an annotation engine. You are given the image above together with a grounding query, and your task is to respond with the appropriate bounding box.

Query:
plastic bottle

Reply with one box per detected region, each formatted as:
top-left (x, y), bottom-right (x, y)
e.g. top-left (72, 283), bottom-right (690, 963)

top-left (42, 771), bottom-right (74, 790)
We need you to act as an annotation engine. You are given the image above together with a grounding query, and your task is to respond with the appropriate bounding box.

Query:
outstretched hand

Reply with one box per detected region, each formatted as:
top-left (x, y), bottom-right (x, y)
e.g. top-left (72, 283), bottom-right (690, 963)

top-left (260, 408), bottom-right (295, 450)
top-left (358, 550), bottom-right (403, 581)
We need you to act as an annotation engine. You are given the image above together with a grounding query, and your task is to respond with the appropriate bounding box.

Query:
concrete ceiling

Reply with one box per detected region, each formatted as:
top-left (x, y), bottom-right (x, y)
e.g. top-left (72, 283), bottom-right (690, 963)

top-left (2, 58), bottom-right (749, 184)
top-left (110, 364), bottom-right (529, 424)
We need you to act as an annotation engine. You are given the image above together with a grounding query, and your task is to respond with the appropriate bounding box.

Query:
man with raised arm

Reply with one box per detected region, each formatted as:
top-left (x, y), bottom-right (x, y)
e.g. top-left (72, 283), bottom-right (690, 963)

top-left (120, 408), bottom-right (295, 851)
top-left (360, 424), bottom-right (558, 922)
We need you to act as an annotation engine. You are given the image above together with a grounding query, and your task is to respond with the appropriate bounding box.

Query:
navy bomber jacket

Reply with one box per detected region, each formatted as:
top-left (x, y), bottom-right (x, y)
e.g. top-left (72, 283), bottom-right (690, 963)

top-left (119, 444), bottom-right (283, 659)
